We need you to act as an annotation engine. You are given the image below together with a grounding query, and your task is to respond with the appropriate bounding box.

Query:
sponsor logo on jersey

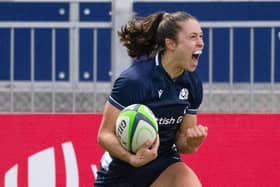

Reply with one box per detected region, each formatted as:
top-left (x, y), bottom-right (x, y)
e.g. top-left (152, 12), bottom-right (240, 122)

top-left (157, 116), bottom-right (183, 126)
top-left (158, 89), bottom-right (163, 98)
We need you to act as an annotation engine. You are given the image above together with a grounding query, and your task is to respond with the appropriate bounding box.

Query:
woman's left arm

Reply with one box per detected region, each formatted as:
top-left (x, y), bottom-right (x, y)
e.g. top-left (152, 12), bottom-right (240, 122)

top-left (175, 114), bottom-right (208, 154)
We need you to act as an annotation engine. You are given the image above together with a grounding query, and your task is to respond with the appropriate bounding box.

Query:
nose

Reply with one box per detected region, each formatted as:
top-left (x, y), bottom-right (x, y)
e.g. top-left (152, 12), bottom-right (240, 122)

top-left (197, 38), bottom-right (204, 48)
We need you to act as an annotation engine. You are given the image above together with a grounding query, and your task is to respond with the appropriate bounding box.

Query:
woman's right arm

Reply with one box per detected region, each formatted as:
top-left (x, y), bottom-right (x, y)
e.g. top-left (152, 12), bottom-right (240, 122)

top-left (97, 101), bottom-right (159, 167)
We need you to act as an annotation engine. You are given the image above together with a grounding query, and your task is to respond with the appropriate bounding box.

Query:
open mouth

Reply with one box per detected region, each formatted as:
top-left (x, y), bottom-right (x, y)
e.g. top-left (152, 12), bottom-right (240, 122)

top-left (192, 50), bottom-right (202, 60)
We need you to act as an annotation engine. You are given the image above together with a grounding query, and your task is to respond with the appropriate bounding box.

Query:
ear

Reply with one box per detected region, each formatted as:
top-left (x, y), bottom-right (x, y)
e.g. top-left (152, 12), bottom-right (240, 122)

top-left (165, 38), bottom-right (176, 51)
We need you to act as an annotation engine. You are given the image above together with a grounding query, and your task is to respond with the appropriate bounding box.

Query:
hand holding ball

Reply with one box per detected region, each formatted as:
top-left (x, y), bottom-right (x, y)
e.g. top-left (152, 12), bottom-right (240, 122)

top-left (115, 104), bottom-right (158, 153)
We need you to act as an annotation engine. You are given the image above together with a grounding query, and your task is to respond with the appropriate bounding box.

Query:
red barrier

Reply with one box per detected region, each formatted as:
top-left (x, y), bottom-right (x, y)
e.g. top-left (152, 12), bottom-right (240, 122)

top-left (188, 114), bottom-right (280, 187)
top-left (0, 114), bottom-right (103, 187)
top-left (0, 114), bottom-right (280, 186)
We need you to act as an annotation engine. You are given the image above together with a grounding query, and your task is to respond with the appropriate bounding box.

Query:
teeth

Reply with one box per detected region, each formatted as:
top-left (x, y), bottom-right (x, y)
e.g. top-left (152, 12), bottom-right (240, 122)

top-left (193, 50), bottom-right (202, 55)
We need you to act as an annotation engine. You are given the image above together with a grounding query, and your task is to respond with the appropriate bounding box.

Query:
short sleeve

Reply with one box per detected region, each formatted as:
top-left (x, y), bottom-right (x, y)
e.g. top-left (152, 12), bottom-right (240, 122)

top-left (109, 76), bottom-right (146, 110)
top-left (186, 72), bottom-right (203, 114)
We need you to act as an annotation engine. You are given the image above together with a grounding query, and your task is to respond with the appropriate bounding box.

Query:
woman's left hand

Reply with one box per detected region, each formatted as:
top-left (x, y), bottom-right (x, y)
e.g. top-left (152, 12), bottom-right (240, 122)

top-left (185, 124), bottom-right (208, 152)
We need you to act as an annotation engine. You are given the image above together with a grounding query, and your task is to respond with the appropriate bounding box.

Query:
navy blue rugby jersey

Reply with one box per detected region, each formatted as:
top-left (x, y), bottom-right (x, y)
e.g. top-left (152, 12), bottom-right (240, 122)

top-left (109, 53), bottom-right (203, 154)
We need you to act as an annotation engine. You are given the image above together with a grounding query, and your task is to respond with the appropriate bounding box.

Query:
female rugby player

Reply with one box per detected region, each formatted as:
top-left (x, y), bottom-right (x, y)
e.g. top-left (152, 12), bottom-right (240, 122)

top-left (95, 11), bottom-right (208, 187)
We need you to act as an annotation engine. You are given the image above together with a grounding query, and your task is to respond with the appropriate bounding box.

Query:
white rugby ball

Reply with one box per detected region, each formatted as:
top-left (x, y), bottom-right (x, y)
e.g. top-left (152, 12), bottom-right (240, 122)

top-left (115, 104), bottom-right (158, 153)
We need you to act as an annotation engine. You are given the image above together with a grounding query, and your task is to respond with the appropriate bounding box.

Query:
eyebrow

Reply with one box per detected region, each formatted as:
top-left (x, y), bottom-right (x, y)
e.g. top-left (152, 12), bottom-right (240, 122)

top-left (189, 32), bottom-right (203, 35)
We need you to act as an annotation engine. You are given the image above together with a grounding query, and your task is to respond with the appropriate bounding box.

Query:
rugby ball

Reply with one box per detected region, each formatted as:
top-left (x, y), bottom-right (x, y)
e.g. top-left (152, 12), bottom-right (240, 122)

top-left (115, 104), bottom-right (158, 153)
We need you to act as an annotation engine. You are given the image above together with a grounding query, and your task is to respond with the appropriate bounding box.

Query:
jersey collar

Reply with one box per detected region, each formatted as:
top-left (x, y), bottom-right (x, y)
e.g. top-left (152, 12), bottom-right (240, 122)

top-left (155, 52), bottom-right (160, 66)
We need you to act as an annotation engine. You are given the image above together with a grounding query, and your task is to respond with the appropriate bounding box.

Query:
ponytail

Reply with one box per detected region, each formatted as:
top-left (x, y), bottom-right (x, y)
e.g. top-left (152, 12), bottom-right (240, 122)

top-left (118, 11), bottom-right (195, 59)
top-left (118, 12), bottom-right (165, 58)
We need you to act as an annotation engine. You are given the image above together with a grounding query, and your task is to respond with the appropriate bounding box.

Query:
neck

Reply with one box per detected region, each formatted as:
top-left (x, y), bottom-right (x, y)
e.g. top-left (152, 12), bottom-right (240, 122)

top-left (161, 53), bottom-right (184, 80)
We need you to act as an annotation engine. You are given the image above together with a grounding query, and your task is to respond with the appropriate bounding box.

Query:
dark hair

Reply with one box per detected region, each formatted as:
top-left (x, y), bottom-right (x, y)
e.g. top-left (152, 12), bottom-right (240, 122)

top-left (118, 11), bottom-right (195, 59)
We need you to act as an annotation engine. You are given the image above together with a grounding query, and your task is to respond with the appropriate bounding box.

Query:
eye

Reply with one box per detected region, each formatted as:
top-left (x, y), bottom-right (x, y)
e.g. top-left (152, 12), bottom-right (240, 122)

top-left (189, 34), bottom-right (203, 41)
top-left (190, 35), bottom-right (196, 39)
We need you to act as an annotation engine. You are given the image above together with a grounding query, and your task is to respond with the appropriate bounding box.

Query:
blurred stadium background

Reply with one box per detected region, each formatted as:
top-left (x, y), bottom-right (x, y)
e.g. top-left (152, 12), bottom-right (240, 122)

top-left (0, 0), bottom-right (280, 113)
top-left (1, 1), bottom-right (280, 186)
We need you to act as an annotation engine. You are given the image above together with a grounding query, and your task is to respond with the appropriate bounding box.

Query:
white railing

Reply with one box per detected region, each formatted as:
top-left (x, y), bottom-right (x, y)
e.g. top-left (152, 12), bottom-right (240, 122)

top-left (0, 1), bottom-right (279, 113)
top-left (0, 0), bottom-right (113, 113)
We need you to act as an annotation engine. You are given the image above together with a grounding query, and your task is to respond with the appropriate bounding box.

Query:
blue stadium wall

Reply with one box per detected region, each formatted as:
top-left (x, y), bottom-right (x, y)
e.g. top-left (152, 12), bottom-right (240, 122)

top-left (0, 1), bottom-right (280, 83)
